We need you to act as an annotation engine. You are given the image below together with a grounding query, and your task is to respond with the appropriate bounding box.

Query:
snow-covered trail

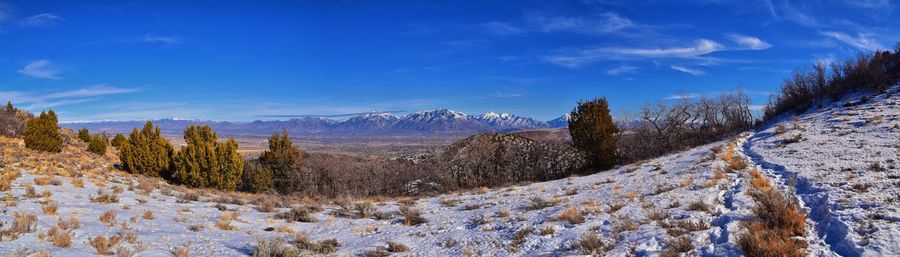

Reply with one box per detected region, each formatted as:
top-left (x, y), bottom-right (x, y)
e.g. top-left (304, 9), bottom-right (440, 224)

top-left (741, 132), bottom-right (852, 257)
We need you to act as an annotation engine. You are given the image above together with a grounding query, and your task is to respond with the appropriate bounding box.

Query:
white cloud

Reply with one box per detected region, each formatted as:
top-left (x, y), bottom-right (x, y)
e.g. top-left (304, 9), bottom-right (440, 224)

top-left (18, 60), bottom-right (61, 79)
top-left (729, 34), bottom-right (772, 50)
top-left (544, 39), bottom-right (724, 68)
top-left (143, 34), bottom-right (184, 44)
top-left (820, 31), bottom-right (885, 51)
top-left (531, 12), bottom-right (634, 35)
top-left (664, 93), bottom-right (701, 100)
top-left (480, 21), bottom-right (525, 36)
top-left (494, 91), bottom-right (524, 98)
top-left (606, 65), bottom-right (638, 75)
top-left (19, 13), bottom-right (63, 27)
top-left (45, 85), bottom-right (139, 99)
top-left (0, 85), bottom-right (138, 111)
top-left (670, 65), bottom-right (706, 76)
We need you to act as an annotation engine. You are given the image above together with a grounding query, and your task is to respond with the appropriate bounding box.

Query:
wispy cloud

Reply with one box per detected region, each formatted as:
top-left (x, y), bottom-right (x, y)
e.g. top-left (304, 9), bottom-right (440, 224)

top-left (530, 12), bottom-right (635, 35)
top-left (480, 21), bottom-right (525, 36)
top-left (606, 65), bottom-right (638, 75)
top-left (670, 65), bottom-right (705, 76)
top-left (1, 85), bottom-right (139, 111)
top-left (18, 60), bottom-right (61, 79)
top-left (480, 76), bottom-right (545, 85)
top-left (143, 34), bottom-right (184, 44)
top-left (494, 91), bottom-right (525, 98)
top-left (820, 31), bottom-right (885, 51)
top-left (779, 1), bottom-right (817, 27)
top-left (664, 93), bottom-right (701, 100)
top-left (544, 39), bottom-right (724, 68)
top-left (18, 13), bottom-right (63, 27)
top-left (842, 0), bottom-right (894, 10)
top-left (729, 34), bottom-right (772, 50)
top-left (45, 85), bottom-right (139, 99)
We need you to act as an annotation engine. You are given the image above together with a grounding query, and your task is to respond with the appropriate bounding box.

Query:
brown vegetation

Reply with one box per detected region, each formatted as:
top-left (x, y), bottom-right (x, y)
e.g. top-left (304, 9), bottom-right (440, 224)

top-left (764, 46), bottom-right (900, 120)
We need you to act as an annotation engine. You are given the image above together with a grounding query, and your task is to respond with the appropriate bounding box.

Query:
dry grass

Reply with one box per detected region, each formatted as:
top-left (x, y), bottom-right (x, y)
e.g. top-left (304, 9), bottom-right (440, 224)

top-left (660, 236), bottom-right (693, 257)
top-left (88, 235), bottom-right (122, 255)
top-left (748, 189), bottom-right (806, 237)
top-left (554, 206), bottom-right (585, 224)
top-left (0, 168), bottom-right (21, 191)
top-left (676, 219), bottom-right (710, 232)
top-left (738, 187), bottom-right (808, 257)
top-left (71, 177), bottom-right (85, 188)
top-left (46, 226), bottom-right (73, 247)
top-left (539, 226), bottom-right (555, 235)
top-left (400, 206), bottom-right (427, 226)
top-left (738, 222), bottom-right (807, 257)
top-left (440, 198), bottom-right (460, 207)
top-left (254, 238), bottom-right (297, 257)
top-left (275, 207), bottom-right (317, 223)
top-left (100, 210), bottom-right (116, 226)
top-left (91, 189), bottom-right (120, 204)
top-left (608, 202), bottom-right (626, 213)
top-left (216, 218), bottom-right (237, 230)
top-left (169, 243), bottom-right (190, 257)
top-left (58, 215), bottom-right (81, 230)
top-left (678, 178), bottom-right (694, 187)
top-left (612, 218), bottom-right (639, 233)
top-left (646, 209), bottom-right (670, 221)
top-left (142, 210), bottom-right (155, 220)
top-left (577, 233), bottom-right (605, 255)
top-left (512, 227), bottom-right (534, 246)
top-left (42, 201), bottom-right (59, 215)
top-left (293, 232), bottom-right (341, 254)
top-left (526, 197), bottom-right (561, 210)
top-left (386, 241), bottom-right (409, 252)
top-left (33, 175), bottom-right (52, 185)
top-left (749, 167), bottom-right (772, 191)
top-left (186, 224), bottom-right (204, 232)
top-left (0, 212), bottom-right (37, 240)
top-left (256, 197), bottom-right (278, 212)
top-left (687, 200), bottom-right (711, 213)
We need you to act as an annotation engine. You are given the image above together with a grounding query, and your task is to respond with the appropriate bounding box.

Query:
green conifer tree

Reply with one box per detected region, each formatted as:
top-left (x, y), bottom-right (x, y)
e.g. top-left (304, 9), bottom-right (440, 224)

top-left (568, 97), bottom-right (619, 171)
top-left (87, 134), bottom-right (108, 155)
top-left (119, 121), bottom-right (174, 177)
top-left (172, 125), bottom-right (243, 191)
top-left (259, 130), bottom-right (304, 194)
top-left (111, 133), bottom-right (127, 149)
top-left (78, 128), bottom-right (91, 142)
top-left (23, 110), bottom-right (64, 152)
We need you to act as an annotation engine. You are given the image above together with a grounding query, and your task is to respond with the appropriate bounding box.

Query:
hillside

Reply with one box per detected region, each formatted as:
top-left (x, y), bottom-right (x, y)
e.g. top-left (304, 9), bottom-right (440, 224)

top-left (1, 87), bottom-right (898, 256)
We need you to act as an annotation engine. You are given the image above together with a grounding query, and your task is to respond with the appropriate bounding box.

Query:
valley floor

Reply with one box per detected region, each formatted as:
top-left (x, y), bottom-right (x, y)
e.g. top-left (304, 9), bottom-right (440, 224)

top-left (0, 87), bottom-right (898, 257)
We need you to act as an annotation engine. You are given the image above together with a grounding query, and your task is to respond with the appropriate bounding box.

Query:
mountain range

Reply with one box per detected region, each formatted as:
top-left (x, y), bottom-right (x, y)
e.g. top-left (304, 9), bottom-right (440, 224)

top-left (62, 109), bottom-right (569, 138)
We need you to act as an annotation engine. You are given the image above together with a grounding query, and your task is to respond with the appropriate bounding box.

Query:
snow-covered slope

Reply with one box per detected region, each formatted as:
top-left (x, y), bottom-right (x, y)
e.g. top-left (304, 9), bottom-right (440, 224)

top-left (3, 87), bottom-right (898, 256)
top-left (747, 85), bottom-right (900, 257)
top-left (1, 136), bottom-right (759, 256)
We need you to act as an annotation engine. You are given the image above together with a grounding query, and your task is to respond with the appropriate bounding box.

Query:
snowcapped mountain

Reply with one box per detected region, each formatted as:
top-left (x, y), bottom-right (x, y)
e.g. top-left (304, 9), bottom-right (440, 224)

top-left (547, 113), bottom-right (570, 128)
top-left (334, 113), bottom-right (399, 130)
top-left (393, 109), bottom-right (486, 132)
top-left (62, 109), bottom-right (564, 137)
top-left (474, 112), bottom-right (548, 130)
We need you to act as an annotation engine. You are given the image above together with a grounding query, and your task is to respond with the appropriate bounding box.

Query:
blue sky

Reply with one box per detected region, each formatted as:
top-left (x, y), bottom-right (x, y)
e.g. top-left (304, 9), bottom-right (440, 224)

top-left (0, 0), bottom-right (897, 122)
